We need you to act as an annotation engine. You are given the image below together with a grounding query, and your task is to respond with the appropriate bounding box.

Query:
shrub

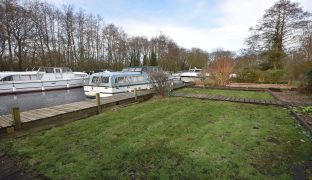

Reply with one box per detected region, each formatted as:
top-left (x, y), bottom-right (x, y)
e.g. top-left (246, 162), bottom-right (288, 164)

top-left (203, 79), bottom-right (216, 87)
top-left (235, 69), bottom-right (259, 83)
top-left (209, 57), bottom-right (236, 86)
top-left (264, 70), bottom-right (284, 84)
top-left (299, 69), bottom-right (312, 94)
top-left (149, 72), bottom-right (169, 97)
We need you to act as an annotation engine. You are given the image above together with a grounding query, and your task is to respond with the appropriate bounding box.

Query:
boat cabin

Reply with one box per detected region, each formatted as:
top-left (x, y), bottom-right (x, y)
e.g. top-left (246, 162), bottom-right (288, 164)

top-left (88, 71), bottom-right (150, 88)
top-left (84, 70), bottom-right (152, 97)
top-left (0, 67), bottom-right (76, 82)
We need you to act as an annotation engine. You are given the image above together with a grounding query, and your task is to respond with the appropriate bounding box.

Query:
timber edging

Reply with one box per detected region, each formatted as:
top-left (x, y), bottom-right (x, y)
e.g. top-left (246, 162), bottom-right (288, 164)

top-left (172, 92), bottom-right (285, 106)
top-left (289, 110), bottom-right (312, 135)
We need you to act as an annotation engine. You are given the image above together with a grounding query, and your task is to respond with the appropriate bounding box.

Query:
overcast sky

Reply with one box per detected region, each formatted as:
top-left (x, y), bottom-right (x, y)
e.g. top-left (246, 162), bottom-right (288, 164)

top-left (46, 0), bottom-right (312, 52)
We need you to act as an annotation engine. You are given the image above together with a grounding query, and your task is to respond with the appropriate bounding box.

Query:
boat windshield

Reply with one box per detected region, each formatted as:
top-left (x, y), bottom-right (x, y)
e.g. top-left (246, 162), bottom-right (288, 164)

top-left (32, 67), bottom-right (40, 71)
top-left (39, 67), bottom-right (54, 73)
top-left (190, 69), bottom-right (201, 73)
top-left (0, 75), bottom-right (13, 81)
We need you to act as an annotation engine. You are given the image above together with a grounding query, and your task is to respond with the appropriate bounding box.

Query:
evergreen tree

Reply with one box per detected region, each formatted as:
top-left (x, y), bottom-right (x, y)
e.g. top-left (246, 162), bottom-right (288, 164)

top-left (135, 51), bottom-right (140, 66)
top-left (143, 54), bottom-right (148, 66)
top-left (150, 51), bottom-right (158, 66)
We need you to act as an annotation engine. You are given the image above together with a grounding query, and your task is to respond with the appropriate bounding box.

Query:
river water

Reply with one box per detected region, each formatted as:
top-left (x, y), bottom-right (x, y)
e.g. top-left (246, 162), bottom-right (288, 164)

top-left (0, 88), bottom-right (87, 115)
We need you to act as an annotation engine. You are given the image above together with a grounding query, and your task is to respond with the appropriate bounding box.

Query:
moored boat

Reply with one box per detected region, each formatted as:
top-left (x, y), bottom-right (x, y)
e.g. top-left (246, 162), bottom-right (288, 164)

top-left (180, 68), bottom-right (202, 82)
top-left (0, 67), bottom-right (88, 95)
top-left (84, 70), bottom-right (152, 98)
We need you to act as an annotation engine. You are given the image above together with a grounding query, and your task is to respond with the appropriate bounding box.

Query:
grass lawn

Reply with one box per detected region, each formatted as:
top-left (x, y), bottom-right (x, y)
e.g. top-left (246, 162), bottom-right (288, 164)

top-left (1, 98), bottom-right (311, 179)
top-left (176, 88), bottom-right (275, 100)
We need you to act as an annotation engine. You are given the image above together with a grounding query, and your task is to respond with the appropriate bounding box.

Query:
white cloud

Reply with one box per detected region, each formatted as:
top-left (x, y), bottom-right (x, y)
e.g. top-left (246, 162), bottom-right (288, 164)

top-left (44, 0), bottom-right (312, 52)
top-left (112, 18), bottom-right (248, 52)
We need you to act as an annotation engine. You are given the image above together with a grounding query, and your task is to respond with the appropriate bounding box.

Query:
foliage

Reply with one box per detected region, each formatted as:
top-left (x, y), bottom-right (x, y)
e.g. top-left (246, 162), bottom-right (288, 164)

top-left (149, 71), bottom-right (169, 97)
top-left (184, 48), bottom-right (209, 70)
top-left (293, 106), bottom-right (312, 118)
top-left (299, 68), bottom-right (312, 94)
top-left (208, 49), bottom-right (234, 61)
top-left (203, 79), bottom-right (216, 87)
top-left (264, 69), bottom-right (284, 84)
top-left (1, 98), bottom-right (311, 179)
top-left (245, 0), bottom-right (311, 69)
top-left (258, 62), bottom-right (271, 71)
top-left (150, 51), bottom-right (158, 66)
top-left (208, 57), bottom-right (236, 86)
top-left (177, 88), bottom-right (274, 100)
top-left (235, 69), bottom-right (259, 83)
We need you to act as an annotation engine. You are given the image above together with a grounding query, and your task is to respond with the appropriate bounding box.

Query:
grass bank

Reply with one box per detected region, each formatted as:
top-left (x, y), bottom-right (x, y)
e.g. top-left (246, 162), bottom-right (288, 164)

top-left (1, 98), bottom-right (311, 179)
top-left (176, 88), bottom-right (275, 100)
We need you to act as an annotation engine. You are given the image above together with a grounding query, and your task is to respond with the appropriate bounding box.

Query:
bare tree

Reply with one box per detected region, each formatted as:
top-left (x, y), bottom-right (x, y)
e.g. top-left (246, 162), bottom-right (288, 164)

top-left (209, 57), bottom-right (236, 86)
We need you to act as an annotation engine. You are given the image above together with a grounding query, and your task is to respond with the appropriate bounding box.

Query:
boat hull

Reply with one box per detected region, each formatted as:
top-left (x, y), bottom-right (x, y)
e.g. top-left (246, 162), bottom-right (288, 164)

top-left (180, 76), bottom-right (201, 83)
top-left (0, 78), bottom-right (87, 95)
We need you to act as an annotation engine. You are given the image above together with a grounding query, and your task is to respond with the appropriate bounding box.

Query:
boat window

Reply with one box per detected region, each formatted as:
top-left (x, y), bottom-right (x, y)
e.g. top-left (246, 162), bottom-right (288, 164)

top-left (39, 67), bottom-right (54, 73)
top-left (91, 76), bottom-right (109, 84)
top-left (54, 68), bottom-right (61, 74)
top-left (30, 75), bottom-right (37, 80)
top-left (20, 75), bottom-right (31, 81)
top-left (1, 76), bottom-right (13, 81)
top-left (62, 67), bottom-right (71, 73)
top-left (135, 68), bottom-right (142, 72)
top-left (138, 75), bottom-right (144, 82)
top-left (12, 75), bottom-right (20, 81)
top-left (117, 77), bottom-right (126, 84)
top-left (127, 76), bottom-right (134, 83)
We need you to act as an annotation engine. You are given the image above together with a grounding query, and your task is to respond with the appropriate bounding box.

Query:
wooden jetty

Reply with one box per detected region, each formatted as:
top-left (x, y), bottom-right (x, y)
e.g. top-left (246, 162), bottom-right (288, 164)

top-left (0, 82), bottom-right (190, 137)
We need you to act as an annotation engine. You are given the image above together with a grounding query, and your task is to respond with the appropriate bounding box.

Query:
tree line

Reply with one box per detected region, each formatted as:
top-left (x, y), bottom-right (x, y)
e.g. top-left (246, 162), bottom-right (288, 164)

top-left (0, 0), bottom-right (209, 71)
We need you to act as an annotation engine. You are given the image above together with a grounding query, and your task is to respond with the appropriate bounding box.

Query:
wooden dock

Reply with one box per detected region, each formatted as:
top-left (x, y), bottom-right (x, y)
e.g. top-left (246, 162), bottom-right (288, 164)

top-left (0, 82), bottom-right (190, 137)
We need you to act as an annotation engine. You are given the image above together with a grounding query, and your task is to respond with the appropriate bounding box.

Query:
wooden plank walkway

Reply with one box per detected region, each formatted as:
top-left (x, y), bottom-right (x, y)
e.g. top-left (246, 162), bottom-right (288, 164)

top-left (0, 90), bottom-right (152, 129)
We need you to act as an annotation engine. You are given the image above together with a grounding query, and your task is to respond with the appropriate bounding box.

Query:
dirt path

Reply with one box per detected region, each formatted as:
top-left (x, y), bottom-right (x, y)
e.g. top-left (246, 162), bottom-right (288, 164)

top-left (270, 90), bottom-right (312, 105)
top-left (0, 152), bottom-right (47, 180)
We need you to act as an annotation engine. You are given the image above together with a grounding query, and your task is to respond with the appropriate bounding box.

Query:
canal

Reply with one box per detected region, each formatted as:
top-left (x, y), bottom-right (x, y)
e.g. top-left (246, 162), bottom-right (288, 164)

top-left (0, 88), bottom-right (87, 115)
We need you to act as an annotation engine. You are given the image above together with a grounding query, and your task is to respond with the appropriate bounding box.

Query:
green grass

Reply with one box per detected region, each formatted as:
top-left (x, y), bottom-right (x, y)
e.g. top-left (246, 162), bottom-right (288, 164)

top-left (176, 88), bottom-right (275, 100)
top-left (1, 98), bottom-right (311, 179)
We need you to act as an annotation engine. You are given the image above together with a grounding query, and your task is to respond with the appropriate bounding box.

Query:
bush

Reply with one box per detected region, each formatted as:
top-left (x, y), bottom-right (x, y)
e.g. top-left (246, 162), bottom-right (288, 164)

top-left (149, 72), bottom-right (169, 97)
top-left (299, 69), bottom-right (312, 94)
top-left (203, 79), bottom-right (216, 87)
top-left (235, 69), bottom-right (259, 83)
top-left (264, 70), bottom-right (284, 84)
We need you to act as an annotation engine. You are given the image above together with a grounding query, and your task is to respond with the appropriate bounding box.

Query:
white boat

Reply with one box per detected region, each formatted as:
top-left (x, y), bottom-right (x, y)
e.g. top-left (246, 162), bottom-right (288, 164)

top-left (180, 68), bottom-right (202, 82)
top-left (84, 70), bottom-right (153, 98)
top-left (0, 67), bottom-right (88, 95)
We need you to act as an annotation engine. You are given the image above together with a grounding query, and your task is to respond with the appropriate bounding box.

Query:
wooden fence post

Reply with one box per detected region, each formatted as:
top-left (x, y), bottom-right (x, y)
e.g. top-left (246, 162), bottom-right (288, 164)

top-left (134, 88), bottom-right (138, 100)
top-left (96, 93), bottom-right (101, 113)
top-left (12, 107), bottom-right (21, 129)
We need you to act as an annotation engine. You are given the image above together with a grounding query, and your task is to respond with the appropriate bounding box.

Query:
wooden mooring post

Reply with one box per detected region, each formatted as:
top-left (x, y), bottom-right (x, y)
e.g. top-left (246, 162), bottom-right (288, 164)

top-left (12, 107), bottom-right (21, 129)
top-left (96, 93), bottom-right (101, 113)
top-left (134, 88), bottom-right (138, 100)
